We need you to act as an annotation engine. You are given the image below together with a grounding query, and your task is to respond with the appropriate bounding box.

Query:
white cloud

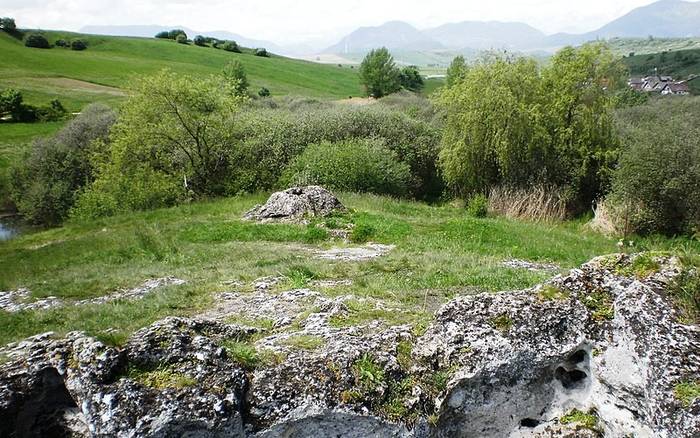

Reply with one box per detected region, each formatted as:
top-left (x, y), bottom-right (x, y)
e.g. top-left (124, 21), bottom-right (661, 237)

top-left (0, 0), bottom-right (691, 44)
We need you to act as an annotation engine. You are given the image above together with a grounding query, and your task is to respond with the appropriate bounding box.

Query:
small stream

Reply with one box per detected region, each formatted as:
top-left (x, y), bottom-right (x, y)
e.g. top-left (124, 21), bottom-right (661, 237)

top-left (0, 216), bottom-right (22, 241)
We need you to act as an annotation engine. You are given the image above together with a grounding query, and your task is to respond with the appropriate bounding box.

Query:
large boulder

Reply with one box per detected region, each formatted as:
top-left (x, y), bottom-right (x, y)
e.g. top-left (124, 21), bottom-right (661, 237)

top-left (0, 253), bottom-right (698, 437)
top-left (244, 186), bottom-right (346, 223)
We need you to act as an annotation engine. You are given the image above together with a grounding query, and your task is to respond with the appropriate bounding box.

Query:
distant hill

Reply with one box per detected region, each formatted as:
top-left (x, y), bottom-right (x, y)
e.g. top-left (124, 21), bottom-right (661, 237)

top-left (80, 25), bottom-right (285, 53)
top-left (324, 21), bottom-right (443, 54)
top-left (545, 0), bottom-right (700, 48)
top-left (424, 21), bottom-right (546, 50)
top-left (320, 0), bottom-right (700, 65)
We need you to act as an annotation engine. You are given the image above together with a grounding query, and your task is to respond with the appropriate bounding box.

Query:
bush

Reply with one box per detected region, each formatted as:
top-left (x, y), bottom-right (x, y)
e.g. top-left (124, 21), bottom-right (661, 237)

top-left (222, 41), bottom-right (241, 52)
top-left (280, 139), bottom-right (411, 197)
top-left (254, 48), bottom-right (269, 57)
top-left (222, 60), bottom-right (249, 96)
top-left (228, 105), bottom-right (442, 200)
top-left (258, 87), bottom-right (270, 97)
top-left (399, 66), bottom-right (424, 92)
top-left (193, 35), bottom-right (206, 46)
top-left (175, 34), bottom-right (187, 44)
top-left (0, 88), bottom-right (23, 120)
top-left (55, 39), bottom-right (67, 47)
top-left (608, 97), bottom-right (700, 235)
top-left (24, 33), bottom-right (49, 48)
top-left (155, 31), bottom-right (169, 39)
top-left (10, 104), bottom-right (116, 225)
top-left (466, 194), bottom-right (488, 218)
top-left (168, 29), bottom-right (186, 40)
top-left (70, 39), bottom-right (87, 51)
top-left (73, 71), bottom-right (247, 219)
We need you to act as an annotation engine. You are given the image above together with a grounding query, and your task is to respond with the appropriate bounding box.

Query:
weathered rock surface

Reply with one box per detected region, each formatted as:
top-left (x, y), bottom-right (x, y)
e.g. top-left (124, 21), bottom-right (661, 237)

top-left (244, 186), bottom-right (346, 223)
top-left (1, 253), bottom-right (698, 437)
top-left (0, 277), bottom-right (185, 313)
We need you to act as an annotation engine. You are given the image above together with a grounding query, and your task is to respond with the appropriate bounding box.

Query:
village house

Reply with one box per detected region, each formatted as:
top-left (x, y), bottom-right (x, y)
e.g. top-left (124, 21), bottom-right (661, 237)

top-left (629, 74), bottom-right (691, 95)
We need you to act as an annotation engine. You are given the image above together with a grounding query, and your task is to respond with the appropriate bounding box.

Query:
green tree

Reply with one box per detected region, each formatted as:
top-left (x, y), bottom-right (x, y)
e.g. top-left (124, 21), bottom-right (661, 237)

top-left (193, 35), bottom-right (206, 46)
top-left (222, 60), bottom-right (249, 96)
top-left (437, 44), bottom-right (623, 209)
top-left (254, 48), bottom-right (269, 57)
top-left (168, 29), bottom-right (187, 40)
top-left (74, 70), bottom-right (248, 218)
top-left (399, 66), bottom-right (424, 91)
top-left (70, 39), bottom-right (87, 51)
top-left (175, 34), bottom-right (188, 44)
top-left (258, 87), bottom-right (271, 97)
top-left (155, 31), bottom-right (169, 39)
top-left (222, 41), bottom-right (241, 52)
top-left (0, 17), bottom-right (16, 31)
top-left (24, 33), bottom-right (49, 48)
top-left (446, 55), bottom-right (467, 87)
top-left (359, 48), bottom-right (401, 98)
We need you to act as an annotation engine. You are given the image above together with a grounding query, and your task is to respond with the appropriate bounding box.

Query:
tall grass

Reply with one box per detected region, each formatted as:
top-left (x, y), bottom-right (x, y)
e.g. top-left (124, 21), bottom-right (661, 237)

top-left (488, 186), bottom-right (567, 222)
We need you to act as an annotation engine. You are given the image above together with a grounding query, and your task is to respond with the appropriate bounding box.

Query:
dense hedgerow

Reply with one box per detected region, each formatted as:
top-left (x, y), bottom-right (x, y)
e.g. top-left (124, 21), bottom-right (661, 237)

top-left (10, 104), bottom-right (116, 225)
top-left (608, 97), bottom-right (700, 236)
top-left (280, 139), bottom-right (412, 197)
top-left (228, 105), bottom-right (442, 200)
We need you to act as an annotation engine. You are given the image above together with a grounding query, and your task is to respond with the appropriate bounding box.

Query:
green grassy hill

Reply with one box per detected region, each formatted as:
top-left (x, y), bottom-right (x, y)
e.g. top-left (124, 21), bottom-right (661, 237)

top-left (0, 30), bottom-right (362, 111)
top-left (623, 47), bottom-right (700, 94)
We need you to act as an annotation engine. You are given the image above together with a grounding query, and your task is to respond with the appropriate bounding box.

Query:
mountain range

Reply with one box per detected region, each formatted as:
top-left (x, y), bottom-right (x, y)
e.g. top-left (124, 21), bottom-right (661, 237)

top-left (80, 0), bottom-right (700, 62)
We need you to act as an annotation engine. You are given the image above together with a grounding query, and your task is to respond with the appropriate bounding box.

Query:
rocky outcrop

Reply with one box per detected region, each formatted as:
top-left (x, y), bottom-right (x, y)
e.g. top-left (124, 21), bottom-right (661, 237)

top-left (244, 186), bottom-right (346, 223)
top-left (1, 253), bottom-right (698, 437)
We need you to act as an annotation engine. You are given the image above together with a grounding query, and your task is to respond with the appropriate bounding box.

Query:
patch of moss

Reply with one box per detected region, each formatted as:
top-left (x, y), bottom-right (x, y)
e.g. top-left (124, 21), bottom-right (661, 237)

top-left (613, 253), bottom-right (664, 279)
top-left (224, 316), bottom-right (275, 331)
top-left (560, 408), bottom-right (599, 431)
top-left (280, 334), bottom-right (324, 351)
top-left (582, 289), bottom-right (615, 321)
top-left (538, 284), bottom-right (570, 301)
top-left (674, 380), bottom-right (700, 407)
top-left (127, 363), bottom-right (197, 390)
top-left (221, 340), bottom-right (260, 370)
top-left (490, 314), bottom-right (513, 333)
top-left (396, 340), bottom-right (414, 371)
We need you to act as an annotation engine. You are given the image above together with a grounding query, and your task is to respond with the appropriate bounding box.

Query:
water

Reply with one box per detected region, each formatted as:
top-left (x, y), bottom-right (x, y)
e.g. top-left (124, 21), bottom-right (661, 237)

top-left (0, 217), bottom-right (21, 241)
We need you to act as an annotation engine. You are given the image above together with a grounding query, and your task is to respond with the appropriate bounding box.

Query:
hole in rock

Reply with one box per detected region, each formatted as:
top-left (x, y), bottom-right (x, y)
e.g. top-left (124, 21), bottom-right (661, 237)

top-left (520, 418), bottom-right (541, 428)
top-left (569, 350), bottom-right (587, 364)
top-left (554, 367), bottom-right (588, 389)
top-left (13, 367), bottom-right (82, 437)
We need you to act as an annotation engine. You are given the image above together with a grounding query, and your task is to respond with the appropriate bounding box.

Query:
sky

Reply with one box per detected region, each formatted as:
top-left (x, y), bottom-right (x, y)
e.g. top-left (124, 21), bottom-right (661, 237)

top-left (0, 0), bottom-right (690, 45)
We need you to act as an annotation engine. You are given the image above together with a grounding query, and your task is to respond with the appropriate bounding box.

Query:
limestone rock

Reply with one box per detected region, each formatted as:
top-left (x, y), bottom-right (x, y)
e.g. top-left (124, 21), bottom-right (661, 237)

top-left (244, 186), bottom-right (346, 223)
top-left (1, 253), bottom-right (698, 437)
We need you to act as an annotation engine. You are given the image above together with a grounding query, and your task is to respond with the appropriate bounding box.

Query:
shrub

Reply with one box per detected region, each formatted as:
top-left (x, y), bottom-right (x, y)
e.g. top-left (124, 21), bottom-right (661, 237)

top-left (0, 88), bottom-right (23, 120)
top-left (608, 97), bottom-right (700, 235)
top-left (155, 31), bottom-right (169, 39)
top-left (193, 35), bottom-right (206, 46)
top-left (73, 71), bottom-right (246, 219)
top-left (10, 104), bottom-right (116, 225)
top-left (55, 39), bottom-right (67, 47)
top-left (280, 138), bottom-right (411, 197)
top-left (228, 105), bottom-right (442, 200)
top-left (254, 48), bottom-right (269, 57)
top-left (466, 194), bottom-right (488, 218)
top-left (258, 87), bottom-right (270, 97)
top-left (222, 41), bottom-right (241, 52)
top-left (222, 60), bottom-right (249, 96)
top-left (24, 33), bottom-right (50, 48)
top-left (70, 39), bottom-right (87, 51)
top-left (175, 34), bottom-right (187, 44)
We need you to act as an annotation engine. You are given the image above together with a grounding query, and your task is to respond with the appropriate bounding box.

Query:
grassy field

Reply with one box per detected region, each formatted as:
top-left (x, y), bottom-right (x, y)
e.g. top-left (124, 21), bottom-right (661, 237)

top-left (609, 37), bottom-right (700, 57)
top-left (0, 30), bottom-right (362, 109)
top-left (1, 192), bottom-right (697, 346)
